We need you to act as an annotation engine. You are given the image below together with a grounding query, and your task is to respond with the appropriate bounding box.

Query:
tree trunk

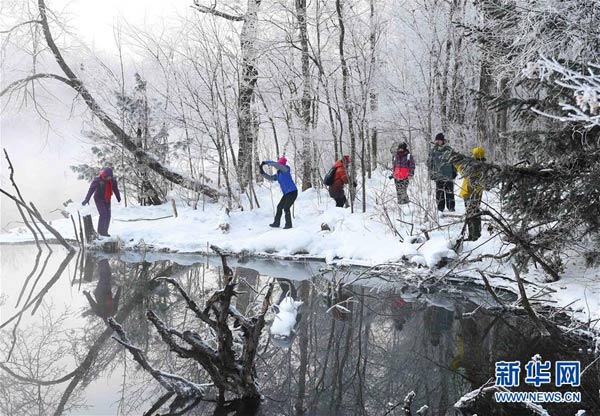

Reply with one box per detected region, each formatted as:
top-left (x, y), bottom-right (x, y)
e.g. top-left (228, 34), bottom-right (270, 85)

top-left (32, 0), bottom-right (220, 200)
top-left (477, 59), bottom-right (493, 150)
top-left (369, 0), bottom-right (378, 172)
top-left (83, 215), bottom-right (96, 243)
top-left (296, 0), bottom-right (313, 191)
top-left (336, 0), bottom-right (357, 212)
top-left (237, 0), bottom-right (262, 190)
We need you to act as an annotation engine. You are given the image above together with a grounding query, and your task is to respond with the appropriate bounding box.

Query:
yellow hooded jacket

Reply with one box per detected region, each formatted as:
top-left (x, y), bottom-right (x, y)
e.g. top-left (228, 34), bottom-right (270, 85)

top-left (458, 147), bottom-right (485, 199)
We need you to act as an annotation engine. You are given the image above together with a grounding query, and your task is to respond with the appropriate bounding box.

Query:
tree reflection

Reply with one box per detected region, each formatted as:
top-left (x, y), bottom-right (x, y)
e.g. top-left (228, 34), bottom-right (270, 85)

top-left (1, 248), bottom-right (598, 416)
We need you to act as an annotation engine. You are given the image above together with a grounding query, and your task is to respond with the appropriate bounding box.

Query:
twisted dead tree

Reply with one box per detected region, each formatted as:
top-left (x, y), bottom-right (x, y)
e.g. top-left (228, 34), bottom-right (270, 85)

top-left (1, 0), bottom-right (221, 201)
top-left (108, 245), bottom-right (274, 404)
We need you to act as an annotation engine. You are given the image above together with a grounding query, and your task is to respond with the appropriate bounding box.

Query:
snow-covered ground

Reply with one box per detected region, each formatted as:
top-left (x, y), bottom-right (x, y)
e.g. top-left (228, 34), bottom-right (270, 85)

top-left (1, 167), bottom-right (599, 326)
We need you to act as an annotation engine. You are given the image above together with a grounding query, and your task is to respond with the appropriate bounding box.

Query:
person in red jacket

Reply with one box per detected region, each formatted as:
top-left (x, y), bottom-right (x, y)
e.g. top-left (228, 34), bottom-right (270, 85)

top-left (390, 142), bottom-right (415, 204)
top-left (82, 167), bottom-right (121, 237)
top-left (328, 155), bottom-right (352, 207)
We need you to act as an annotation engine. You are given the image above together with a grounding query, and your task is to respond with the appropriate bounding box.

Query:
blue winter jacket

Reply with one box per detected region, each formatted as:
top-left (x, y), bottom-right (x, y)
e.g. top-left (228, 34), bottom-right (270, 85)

top-left (262, 161), bottom-right (298, 195)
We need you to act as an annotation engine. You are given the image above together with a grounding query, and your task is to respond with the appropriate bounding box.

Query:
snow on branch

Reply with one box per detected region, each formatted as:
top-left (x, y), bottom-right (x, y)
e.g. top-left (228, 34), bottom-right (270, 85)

top-left (454, 379), bottom-right (551, 416)
top-left (192, 1), bottom-right (245, 21)
top-left (527, 58), bottom-right (600, 127)
top-left (107, 317), bottom-right (205, 398)
top-left (30, 0), bottom-right (222, 200)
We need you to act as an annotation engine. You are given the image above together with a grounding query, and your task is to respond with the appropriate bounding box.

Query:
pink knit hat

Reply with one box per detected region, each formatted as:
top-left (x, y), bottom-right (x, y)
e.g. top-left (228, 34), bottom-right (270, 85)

top-left (278, 156), bottom-right (287, 165)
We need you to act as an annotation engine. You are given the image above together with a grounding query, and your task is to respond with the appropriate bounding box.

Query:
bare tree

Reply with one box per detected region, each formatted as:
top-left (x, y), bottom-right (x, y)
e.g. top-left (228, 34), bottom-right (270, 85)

top-left (193, 0), bottom-right (262, 190)
top-left (1, 0), bottom-right (221, 200)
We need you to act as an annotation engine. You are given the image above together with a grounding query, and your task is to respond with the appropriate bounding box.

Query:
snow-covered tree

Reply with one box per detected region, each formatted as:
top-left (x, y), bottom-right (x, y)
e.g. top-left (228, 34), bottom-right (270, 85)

top-left (71, 74), bottom-right (174, 206)
top-left (454, 0), bottom-right (600, 279)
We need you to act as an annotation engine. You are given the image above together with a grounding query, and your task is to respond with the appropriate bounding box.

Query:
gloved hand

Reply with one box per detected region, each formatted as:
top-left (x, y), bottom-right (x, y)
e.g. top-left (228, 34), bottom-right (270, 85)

top-left (260, 161), bottom-right (266, 167)
top-left (388, 175), bottom-right (394, 179)
top-left (353, 181), bottom-right (357, 188)
top-left (82, 200), bottom-right (89, 206)
top-left (116, 198), bottom-right (121, 203)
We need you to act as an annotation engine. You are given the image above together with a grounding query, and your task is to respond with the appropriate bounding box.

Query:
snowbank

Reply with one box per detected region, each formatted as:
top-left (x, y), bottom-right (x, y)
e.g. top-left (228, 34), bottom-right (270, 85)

top-left (1, 168), bottom-right (599, 325)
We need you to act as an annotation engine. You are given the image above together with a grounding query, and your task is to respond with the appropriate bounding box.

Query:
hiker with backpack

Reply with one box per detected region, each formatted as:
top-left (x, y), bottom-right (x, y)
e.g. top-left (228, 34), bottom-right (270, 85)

top-left (389, 142), bottom-right (415, 204)
top-left (260, 156), bottom-right (298, 229)
top-left (325, 155), bottom-right (352, 207)
top-left (458, 146), bottom-right (486, 241)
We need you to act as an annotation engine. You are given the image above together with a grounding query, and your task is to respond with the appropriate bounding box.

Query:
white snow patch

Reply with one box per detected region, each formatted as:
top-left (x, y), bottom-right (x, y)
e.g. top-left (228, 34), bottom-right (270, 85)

top-left (270, 296), bottom-right (302, 337)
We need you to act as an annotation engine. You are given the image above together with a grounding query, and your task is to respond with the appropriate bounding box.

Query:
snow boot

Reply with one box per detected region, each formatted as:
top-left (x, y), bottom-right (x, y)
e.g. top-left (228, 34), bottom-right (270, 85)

top-left (269, 223), bottom-right (280, 228)
top-left (283, 212), bottom-right (292, 229)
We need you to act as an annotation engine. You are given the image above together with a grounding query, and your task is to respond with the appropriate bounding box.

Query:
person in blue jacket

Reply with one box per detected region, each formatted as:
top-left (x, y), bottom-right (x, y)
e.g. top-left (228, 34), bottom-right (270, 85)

top-left (260, 156), bottom-right (298, 229)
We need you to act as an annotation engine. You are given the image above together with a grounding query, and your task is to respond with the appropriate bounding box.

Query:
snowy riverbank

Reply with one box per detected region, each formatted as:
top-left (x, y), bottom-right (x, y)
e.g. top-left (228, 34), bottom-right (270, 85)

top-left (1, 168), bottom-right (599, 326)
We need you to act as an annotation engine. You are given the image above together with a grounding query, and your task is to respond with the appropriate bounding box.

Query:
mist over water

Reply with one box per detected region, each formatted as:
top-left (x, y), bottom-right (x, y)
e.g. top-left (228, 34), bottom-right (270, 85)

top-left (1, 94), bottom-right (90, 230)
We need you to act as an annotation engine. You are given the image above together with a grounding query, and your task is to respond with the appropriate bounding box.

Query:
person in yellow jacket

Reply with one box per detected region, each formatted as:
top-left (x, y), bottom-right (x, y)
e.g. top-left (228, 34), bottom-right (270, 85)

top-left (458, 146), bottom-right (486, 241)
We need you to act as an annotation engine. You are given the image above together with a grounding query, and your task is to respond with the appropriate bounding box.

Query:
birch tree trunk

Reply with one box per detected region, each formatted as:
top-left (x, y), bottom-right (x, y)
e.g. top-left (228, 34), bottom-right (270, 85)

top-left (237, 0), bottom-right (261, 190)
top-left (296, 0), bottom-right (313, 191)
top-left (193, 0), bottom-right (261, 191)
top-left (369, 0), bottom-right (378, 171)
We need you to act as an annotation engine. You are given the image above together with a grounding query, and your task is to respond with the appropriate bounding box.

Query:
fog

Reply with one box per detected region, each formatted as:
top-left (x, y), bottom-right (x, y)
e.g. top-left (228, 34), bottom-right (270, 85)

top-left (0, 0), bottom-right (191, 230)
top-left (0, 90), bottom-right (91, 230)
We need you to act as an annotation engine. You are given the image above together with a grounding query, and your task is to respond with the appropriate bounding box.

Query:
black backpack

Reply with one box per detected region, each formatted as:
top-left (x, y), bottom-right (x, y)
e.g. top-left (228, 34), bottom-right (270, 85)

top-left (323, 166), bottom-right (337, 186)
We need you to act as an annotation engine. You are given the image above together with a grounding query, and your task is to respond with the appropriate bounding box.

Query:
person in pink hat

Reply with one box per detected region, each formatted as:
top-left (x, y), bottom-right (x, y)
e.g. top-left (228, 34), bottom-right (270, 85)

top-left (260, 156), bottom-right (298, 229)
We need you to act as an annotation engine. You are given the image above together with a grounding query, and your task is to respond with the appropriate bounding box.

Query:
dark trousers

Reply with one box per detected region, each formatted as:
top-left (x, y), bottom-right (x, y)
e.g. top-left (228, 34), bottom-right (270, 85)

top-left (274, 190), bottom-right (298, 227)
top-left (95, 199), bottom-right (112, 236)
top-left (435, 180), bottom-right (455, 211)
top-left (465, 195), bottom-right (482, 240)
top-left (334, 196), bottom-right (347, 208)
top-left (394, 179), bottom-right (410, 204)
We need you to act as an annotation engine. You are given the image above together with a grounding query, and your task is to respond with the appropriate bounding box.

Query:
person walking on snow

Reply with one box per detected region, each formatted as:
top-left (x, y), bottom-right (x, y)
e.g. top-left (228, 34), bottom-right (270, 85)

top-left (328, 155), bottom-right (353, 207)
top-left (82, 167), bottom-right (121, 237)
top-left (427, 133), bottom-right (457, 212)
top-left (458, 146), bottom-right (486, 241)
top-left (260, 156), bottom-right (298, 229)
top-left (389, 142), bottom-right (415, 204)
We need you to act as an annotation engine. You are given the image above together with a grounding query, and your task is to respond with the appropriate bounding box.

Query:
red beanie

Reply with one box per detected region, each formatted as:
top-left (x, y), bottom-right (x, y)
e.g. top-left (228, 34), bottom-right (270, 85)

top-left (278, 156), bottom-right (287, 165)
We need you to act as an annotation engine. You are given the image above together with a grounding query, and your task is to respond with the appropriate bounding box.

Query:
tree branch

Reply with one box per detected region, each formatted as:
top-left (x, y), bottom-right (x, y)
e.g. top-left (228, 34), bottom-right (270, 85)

top-left (512, 264), bottom-right (550, 337)
top-left (192, 1), bottom-right (245, 21)
top-left (108, 317), bottom-right (205, 398)
top-left (156, 277), bottom-right (217, 328)
top-left (0, 19), bottom-right (42, 34)
top-left (0, 73), bottom-right (75, 98)
top-left (0, 187), bottom-right (73, 252)
top-left (36, 0), bottom-right (221, 200)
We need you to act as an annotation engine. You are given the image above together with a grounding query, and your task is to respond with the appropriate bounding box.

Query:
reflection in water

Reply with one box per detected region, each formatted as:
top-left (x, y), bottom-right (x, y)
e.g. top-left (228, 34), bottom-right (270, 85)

top-left (83, 259), bottom-right (121, 319)
top-left (0, 245), bottom-right (598, 415)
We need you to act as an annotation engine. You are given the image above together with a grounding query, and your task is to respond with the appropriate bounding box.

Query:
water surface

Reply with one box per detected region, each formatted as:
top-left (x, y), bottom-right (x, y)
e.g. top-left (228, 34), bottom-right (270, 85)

top-left (1, 245), bottom-right (598, 415)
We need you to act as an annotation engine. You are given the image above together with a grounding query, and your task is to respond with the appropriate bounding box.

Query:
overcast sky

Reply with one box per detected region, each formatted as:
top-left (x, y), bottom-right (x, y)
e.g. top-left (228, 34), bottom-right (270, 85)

top-left (50, 0), bottom-right (191, 51)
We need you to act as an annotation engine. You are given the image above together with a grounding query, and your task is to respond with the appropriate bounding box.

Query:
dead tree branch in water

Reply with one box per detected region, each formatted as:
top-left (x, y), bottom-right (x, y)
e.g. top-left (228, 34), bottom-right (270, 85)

top-left (454, 379), bottom-right (552, 416)
top-left (107, 318), bottom-right (205, 398)
top-left (0, 186), bottom-right (74, 252)
top-left (512, 264), bottom-right (550, 337)
top-left (3, 149), bottom-right (47, 250)
top-left (1, 151), bottom-right (74, 252)
top-left (109, 244), bottom-right (274, 403)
